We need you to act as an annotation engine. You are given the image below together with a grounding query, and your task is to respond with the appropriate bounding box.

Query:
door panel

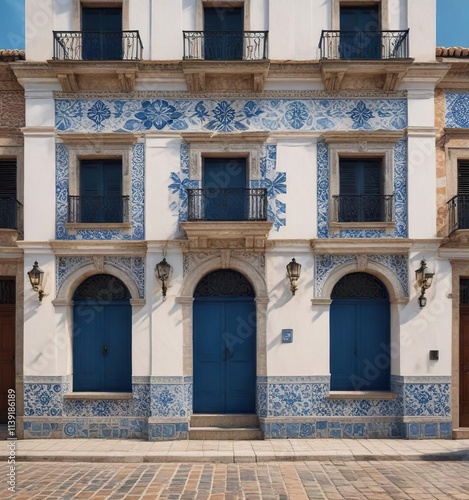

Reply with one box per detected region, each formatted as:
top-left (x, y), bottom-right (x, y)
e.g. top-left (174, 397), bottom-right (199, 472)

top-left (73, 301), bottom-right (131, 392)
top-left (194, 298), bottom-right (256, 413)
top-left (460, 309), bottom-right (469, 427)
top-left (0, 305), bottom-right (15, 424)
top-left (330, 298), bottom-right (390, 391)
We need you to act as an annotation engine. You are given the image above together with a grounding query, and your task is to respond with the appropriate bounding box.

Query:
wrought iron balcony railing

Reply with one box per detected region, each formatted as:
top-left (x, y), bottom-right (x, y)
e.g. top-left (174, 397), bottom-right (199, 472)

top-left (319, 30), bottom-right (409, 60)
top-left (447, 195), bottom-right (469, 234)
top-left (0, 198), bottom-right (22, 231)
top-left (333, 195), bottom-right (394, 223)
top-left (187, 188), bottom-right (268, 221)
top-left (68, 196), bottom-right (130, 224)
top-left (53, 31), bottom-right (143, 60)
top-left (183, 31), bottom-right (268, 60)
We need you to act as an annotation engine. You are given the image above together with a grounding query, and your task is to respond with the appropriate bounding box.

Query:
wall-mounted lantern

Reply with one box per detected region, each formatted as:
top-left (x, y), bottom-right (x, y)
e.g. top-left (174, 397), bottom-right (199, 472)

top-left (415, 259), bottom-right (434, 308)
top-left (286, 258), bottom-right (302, 296)
top-left (155, 257), bottom-right (173, 300)
top-left (27, 261), bottom-right (45, 303)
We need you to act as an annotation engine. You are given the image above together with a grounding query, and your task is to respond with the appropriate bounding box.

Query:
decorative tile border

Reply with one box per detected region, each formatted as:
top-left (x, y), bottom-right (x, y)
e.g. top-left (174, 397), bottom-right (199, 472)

top-left (314, 254), bottom-right (409, 298)
top-left (55, 143), bottom-right (145, 240)
top-left (445, 92), bottom-right (469, 128)
top-left (317, 139), bottom-right (408, 239)
top-left (56, 98), bottom-right (407, 133)
top-left (56, 256), bottom-right (145, 298)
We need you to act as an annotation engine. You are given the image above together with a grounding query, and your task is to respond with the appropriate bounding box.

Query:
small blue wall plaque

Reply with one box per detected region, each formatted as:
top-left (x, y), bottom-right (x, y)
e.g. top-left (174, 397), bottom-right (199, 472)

top-left (282, 329), bottom-right (293, 343)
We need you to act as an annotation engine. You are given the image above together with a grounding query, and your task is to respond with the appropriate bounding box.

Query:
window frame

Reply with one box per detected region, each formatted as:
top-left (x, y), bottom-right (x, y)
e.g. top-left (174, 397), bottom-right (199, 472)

top-left (324, 131), bottom-right (401, 235)
top-left (58, 133), bottom-right (137, 234)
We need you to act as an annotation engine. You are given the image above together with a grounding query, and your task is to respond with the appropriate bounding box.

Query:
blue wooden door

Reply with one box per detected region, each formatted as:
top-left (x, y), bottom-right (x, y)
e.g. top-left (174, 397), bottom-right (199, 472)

top-left (204, 7), bottom-right (244, 60)
top-left (73, 275), bottom-right (131, 392)
top-left (203, 158), bottom-right (247, 220)
top-left (193, 270), bottom-right (256, 414)
top-left (330, 273), bottom-right (390, 391)
top-left (340, 6), bottom-right (380, 59)
top-left (82, 7), bottom-right (122, 60)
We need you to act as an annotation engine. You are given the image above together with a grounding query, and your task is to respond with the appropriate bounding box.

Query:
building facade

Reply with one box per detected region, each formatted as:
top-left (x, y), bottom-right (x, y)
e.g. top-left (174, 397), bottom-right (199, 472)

top-left (5, 0), bottom-right (460, 440)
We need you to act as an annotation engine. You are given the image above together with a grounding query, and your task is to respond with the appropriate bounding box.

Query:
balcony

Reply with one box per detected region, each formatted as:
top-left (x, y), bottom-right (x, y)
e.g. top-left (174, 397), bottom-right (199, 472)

top-left (183, 31), bottom-right (268, 61)
top-left (188, 188), bottom-right (267, 221)
top-left (53, 31), bottom-right (143, 61)
top-left (447, 195), bottom-right (469, 234)
top-left (332, 195), bottom-right (394, 223)
top-left (181, 31), bottom-right (269, 92)
top-left (318, 30), bottom-right (412, 91)
top-left (68, 196), bottom-right (130, 224)
top-left (319, 30), bottom-right (409, 60)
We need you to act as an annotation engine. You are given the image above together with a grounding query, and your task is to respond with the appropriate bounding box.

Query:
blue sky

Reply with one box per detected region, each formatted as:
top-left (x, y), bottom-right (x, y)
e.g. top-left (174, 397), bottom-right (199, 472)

top-left (0, 0), bottom-right (468, 50)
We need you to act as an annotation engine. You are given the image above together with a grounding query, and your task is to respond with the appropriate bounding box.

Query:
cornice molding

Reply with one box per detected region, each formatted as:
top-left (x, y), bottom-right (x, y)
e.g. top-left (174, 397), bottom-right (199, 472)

top-left (181, 132), bottom-right (269, 144)
top-left (57, 132), bottom-right (140, 145)
top-left (311, 238), bottom-right (413, 254)
top-left (50, 240), bottom-right (147, 255)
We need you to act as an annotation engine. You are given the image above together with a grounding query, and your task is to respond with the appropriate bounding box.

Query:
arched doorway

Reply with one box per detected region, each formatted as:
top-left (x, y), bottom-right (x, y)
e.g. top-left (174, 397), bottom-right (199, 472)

top-left (73, 274), bottom-right (132, 392)
top-left (330, 272), bottom-right (390, 391)
top-left (193, 269), bottom-right (256, 413)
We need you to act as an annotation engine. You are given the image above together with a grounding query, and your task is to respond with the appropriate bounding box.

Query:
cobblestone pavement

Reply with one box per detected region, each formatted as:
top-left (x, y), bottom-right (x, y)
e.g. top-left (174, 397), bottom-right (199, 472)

top-left (2, 461), bottom-right (469, 499)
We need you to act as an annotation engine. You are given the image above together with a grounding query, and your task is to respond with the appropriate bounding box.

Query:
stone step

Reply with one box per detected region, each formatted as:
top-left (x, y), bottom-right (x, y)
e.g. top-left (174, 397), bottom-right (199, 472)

top-left (453, 428), bottom-right (469, 439)
top-left (191, 414), bottom-right (259, 428)
top-left (189, 427), bottom-right (264, 440)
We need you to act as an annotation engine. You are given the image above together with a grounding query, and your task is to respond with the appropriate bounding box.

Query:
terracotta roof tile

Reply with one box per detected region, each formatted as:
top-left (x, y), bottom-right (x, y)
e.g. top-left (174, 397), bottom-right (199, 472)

top-left (0, 49), bottom-right (25, 61)
top-left (437, 46), bottom-right (469, 58)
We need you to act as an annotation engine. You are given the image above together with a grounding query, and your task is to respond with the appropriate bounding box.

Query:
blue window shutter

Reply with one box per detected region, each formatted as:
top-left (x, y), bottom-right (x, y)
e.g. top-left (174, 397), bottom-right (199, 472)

top-left (458, 161), bottom-right (469, 195)
top-left (0, 160), bottom-right (16, 197)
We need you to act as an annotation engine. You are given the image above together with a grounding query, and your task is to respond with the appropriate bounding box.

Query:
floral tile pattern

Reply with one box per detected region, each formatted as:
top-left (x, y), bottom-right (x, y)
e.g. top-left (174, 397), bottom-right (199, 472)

top-left (56, 98), bottom-right (407, 133)
top-left (150, 384), bottom-right (186, 418)
top-left (24, 384), bottom-right (63, 417)
top-left (445, 92), bottom-right (469, 127)
top-left (317, 139), bottom-right (408, 239)
top-left (55, 143), bottom-right (144, 240)
top-left (56, 256), bottom-right (145, 299)
top-left (404, 383), bottom-right (451, 417)
top-left (368, 254), bottom-right (409, 296)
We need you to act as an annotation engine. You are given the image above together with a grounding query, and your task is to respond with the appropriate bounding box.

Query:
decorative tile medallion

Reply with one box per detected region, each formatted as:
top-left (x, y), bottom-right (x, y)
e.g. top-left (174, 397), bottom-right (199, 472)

top-left (446, 92), bottom-right (469, 127)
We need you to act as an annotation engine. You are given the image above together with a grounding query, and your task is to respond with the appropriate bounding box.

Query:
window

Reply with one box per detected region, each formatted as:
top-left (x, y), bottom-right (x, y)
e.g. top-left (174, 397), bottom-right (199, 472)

top-left (0, 159), bottom-right (19, 230)
top-left (457, 160), bottom-right (469, 229)
top-left (338, 158), bottom-right (384, 222)
top-left (74, 159), bottom-right (125, 223)
top-left (339, 5), bottom-right (380, 59)
top-left (82, 7), bottom-right (123, 60)
top-left (203, 6), bottom-right (244, 60)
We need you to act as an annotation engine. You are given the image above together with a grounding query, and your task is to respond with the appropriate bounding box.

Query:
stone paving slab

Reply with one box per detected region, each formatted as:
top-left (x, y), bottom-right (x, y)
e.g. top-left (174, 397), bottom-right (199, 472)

top-left (2, 461), bottom-right (469, 499)
top-left (1, 439), bottom-right (469, 463)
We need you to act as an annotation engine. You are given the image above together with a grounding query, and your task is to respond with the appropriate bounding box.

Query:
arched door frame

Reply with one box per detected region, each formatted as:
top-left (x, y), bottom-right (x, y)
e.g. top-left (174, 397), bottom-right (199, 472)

top-left (177, 255), bottom-right (269, 388)
top-left (317, 260), bottom-right (408, 381)
top-left (52, 263), bottom-right (144, 392)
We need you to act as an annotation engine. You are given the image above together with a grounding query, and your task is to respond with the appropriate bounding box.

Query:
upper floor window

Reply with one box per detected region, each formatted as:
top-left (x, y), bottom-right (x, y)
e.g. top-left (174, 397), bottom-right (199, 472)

top-left (0, 159), bottom-right (21, 231)
top-left (337, 158), bottom-right (386, 222)
top-left (339, 5), bottom-right (380, 59)
top-left (82, 7), bottom-right (123, 60)
top-left (203, 7), bottom-right (244, 60)
top-left (68, 159), bottom-right (128, 224)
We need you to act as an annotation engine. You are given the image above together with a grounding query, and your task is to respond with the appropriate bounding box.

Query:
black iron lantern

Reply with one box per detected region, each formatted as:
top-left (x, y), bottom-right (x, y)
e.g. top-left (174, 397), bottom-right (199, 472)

top-left (286, 258), bottom-right (302, 296)
top-left (155, 257), bottom-right (173, 299)
top-left (415, 259), bottom-right (434, 308)
top-left (27, 261), bottom-right (45, 303)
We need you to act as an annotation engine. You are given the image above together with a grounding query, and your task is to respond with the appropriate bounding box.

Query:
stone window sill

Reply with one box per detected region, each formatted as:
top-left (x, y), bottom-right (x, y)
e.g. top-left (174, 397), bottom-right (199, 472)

top-left (328, 391), bottom-right (398, 400)
top-left (64, 392), bottom-right (132, 400)
top-left (329, 221), bottom-right (395, 231)
top-left (66, 222), bottom-right (131, 235)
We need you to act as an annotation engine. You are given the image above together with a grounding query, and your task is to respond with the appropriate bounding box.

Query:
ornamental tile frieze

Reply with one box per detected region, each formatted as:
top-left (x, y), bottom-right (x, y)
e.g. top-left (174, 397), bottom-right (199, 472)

top-left (56, 98), bottom-right (407, 133)
top-left (445, 92), bottom-right (469, 128)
